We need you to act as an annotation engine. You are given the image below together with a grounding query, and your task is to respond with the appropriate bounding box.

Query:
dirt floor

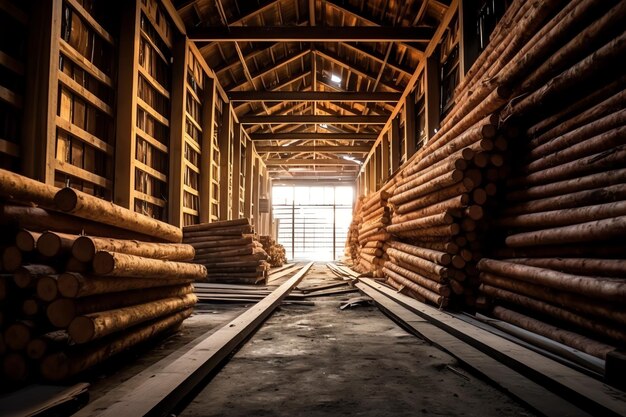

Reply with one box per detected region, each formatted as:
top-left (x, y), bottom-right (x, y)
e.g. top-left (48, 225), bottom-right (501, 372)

top-left (178, 263), bottom-right (535, 417)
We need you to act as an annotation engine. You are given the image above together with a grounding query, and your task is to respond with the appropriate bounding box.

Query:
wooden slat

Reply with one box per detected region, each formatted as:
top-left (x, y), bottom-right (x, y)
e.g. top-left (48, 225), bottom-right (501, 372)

top-left (135, 160), bottom-right (167, 182)
top-left (139, 29), bottom-right (169, 66)
top-left (240, 115), bottom-right (388, 124)
top-left (183, 184), bottom-right (199, 196)
top-left (0, 138), bottom-right (19, 157)
top-left (0, 85), bottom-right (23, 108)
top-left (0, 50), bottom-right (24, 75)
top-left (55, 160), bottom-right (112, 189)
top-left (182, 206), bottom-right (198, 215)
top-left (264, 158), bottom-right (361, 166)
top-left (138, 65), bottom-right (171, 99)
top-left (185, 111), bottom-right (202, 131)
top-left (184, 134), bottom-right (201, 153)
top-left (135, 128), bottom-right (168, 154)
top-left (185, 160), bottom-right (200, 174)
top-left (139, 3), bottom-right (173, 49)
top-left (59, 39), bottom-right (113, 87)
top-left (228, 91), bottom-right (402, 102)
top-left (58, 71), bottom-right (113, 116)
top-left (134, 190), bottom-right (167, 207)
top-left (250, 132), bottom-right (377, 141)
top-left (56, 116), bottom-right (114, 155)
top-left (0, 0), bottom-right (28, 25)
top-left (137, 97), bottom-right (170, 127)
top-left (65, 0), bottom-right (115, 45)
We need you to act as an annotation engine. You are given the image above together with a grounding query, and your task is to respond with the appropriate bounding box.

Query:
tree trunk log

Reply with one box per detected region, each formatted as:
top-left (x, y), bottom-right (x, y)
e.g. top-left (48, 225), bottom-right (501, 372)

top-left (72, 236), bottom-right (195, 263)
top-left (0, 169), bottom-right (58, 208)
top-left (92, 251), bottom-right (207, 280)
top-left (58, 272), bottom-right (193, 298)
top-left (382, 267), bottom-right (447, 306)
top-left (15, 229), bottom-right (41, 252)
top-left (13, 265), bottom-right (56, 289)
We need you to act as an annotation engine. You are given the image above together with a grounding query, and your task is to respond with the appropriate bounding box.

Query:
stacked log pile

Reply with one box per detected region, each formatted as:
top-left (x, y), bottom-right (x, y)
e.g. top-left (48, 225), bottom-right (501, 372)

top-left (351, 191), bottom-right (391, 277)
top-left (344, 196), bottom-right (364, 264)
top-left (183, 219), bottom-right (270, 284)
top-left (473, 0), bottom-right (626, 359)
top-left (0, 169), bottom-right (203, 383)
top-left (259, 235), bottom-right (287, 267)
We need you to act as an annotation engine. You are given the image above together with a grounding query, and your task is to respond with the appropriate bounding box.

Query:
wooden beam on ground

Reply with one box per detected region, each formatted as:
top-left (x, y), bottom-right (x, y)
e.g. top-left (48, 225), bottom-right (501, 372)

top-left (188, 26), bottom-right (433, 42)
top-left (358, 278), bottom-right (626, 417)
top-left (255, 145), bottom-right (371, 153)
top-left (228, 91), bottom-right (402, 102)
top-left (74, 263), bottom-right (314, 417)
top-left (355, 280), bottom-right (593, 417)
top-left (250, 132), bottom-right (377, 141)
top-left (240, 115), bottom-right (388, 124)
top-left (264, 158), bottom-right (361, 166)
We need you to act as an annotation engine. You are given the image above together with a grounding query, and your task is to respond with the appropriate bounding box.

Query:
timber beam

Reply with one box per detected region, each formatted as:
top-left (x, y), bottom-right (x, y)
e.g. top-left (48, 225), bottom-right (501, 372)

top-left (250, 132), bottom-right (378, 140)
top-left (240, 115), bottom-right (388, 124)
top-left (255, 145), bottom-right (371, 153)
top-left (228, 91), bottom-right (402, 102)
top-left (264, 158), bottom-right (361, 166)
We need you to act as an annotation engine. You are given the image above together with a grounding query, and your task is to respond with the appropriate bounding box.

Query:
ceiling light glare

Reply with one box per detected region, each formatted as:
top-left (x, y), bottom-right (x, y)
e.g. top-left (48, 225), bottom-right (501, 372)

top-left (330, 74), bottom-right (341, 83)
top-left (320, 123), bottom-right (328, 129)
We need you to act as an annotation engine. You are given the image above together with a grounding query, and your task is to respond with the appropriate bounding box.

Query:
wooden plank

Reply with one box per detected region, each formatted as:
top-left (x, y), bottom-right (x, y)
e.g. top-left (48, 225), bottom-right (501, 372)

top-left (75, 262), bottom-right (314, 417)
top-left (0, 0), bottom-right (28, 24)
top-left (168, 37), bottom-right (187, 227)
top-left (59, 39), bottom-right (112, 87)
top-left (232, 123), bottom-right (242, 217)
top-left (137, 98), bottom-right (170, 127)
top-left (218, 103), bottom-right (232, 220)
top-left (0, 50), bottom-right (24, 75)
top-left (0, 85), bottom-right (23, 108)
top-left (255, 145), bottom-right (370, 153)
top-left (0, 138), bottom-right (19, 157)
top-left (135, 160), bottom-right (167, 182)
top-left (188, 26), bottom-right (434, 42)
top-left (359, 278), bottom-right (626, 417)
top-left (55, 160), bottom-right (112, 189)
top-left (264, 158), bottom-right (360, 166)
top-left (250, 132), bottom-right (377, 140)
top-left (355, 282), bottom-right (592, 417)
top-left (65, 0), bottom-right (115, 45)
top-left (228, 91), bottom-right (402, 102)
top-left (56, 116), bottom-right (114, 155)
top-left (200, 76), bottom-right (216, 223)
top-left (134, 190), bottom-right (167, 207)
top-left (240, 115), bottom-right (388, 124)
top-left (135, 128), bottom-right (169, 154)
top-left (58, 71), bottom-right (113, 116)
top-left (138, 66), bottom-right (171, 99)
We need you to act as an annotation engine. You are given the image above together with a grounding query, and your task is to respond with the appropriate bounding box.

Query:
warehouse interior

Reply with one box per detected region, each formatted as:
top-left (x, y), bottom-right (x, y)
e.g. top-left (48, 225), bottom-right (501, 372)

top-left (1, 0), bottom-right (625, 415)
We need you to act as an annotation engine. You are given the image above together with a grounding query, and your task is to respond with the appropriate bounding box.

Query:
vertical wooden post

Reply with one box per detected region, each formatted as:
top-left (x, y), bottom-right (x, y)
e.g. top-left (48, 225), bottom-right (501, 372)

top-left (200, 77), bottom-right (216, 223)
top-left (114, 0), bottom-right (140, 209)
top-left (381, 131), bottom-right (390, 182)
top-left (244, 137), bottom-right (254, 218)
top-left (459, 0), bottom-right (480, 79)
top-left (218, 104), bottom-right (232, 220)
top-left (374, 145), bottom-right (382, 190)
top-left (390, 118), bottom-right (400, 173)
top-left (425, 50), bottom-right (441, 140)
top-left (168, 38), bottom-right (188, 227)
top-left (252, 158), bottom-right (260, 229)
top-left (404, 93), bottom-right (416, 159)
top-left (368, 156), bottom-right (376, 193)
top-left (231, 123), bottom-right (242, 218)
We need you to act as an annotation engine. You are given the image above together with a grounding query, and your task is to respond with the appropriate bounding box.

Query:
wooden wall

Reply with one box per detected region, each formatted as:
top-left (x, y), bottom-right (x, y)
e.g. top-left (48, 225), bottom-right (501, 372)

top-left (2, 0), bottom-right (269, 231)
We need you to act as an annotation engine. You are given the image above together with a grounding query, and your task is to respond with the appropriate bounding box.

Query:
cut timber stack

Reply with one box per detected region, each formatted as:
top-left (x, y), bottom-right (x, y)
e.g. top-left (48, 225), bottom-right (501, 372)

top-left (259, 236), bottom-right (287, 267)
top-left (473, 0), bottom-right (626, 359)
top-left (0, 169), bottom-right (203, 383)
top-left (344, 196), bottom-right (364, 264)
top-left (183, 219), bottom-right (270, 284)
top-left (352, 191), bottom-right (391, 277)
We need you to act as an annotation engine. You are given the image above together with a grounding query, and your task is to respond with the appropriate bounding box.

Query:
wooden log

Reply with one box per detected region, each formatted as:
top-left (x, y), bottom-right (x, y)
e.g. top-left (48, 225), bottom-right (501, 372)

top-left (396, 182), bottom-right (474, 214)
top-left (48, 284), bottom-right (193, 328)
top-left (26, 331), bottom-right (69, 360)
top-left (41, 308), bottom-right (192, 381)
top-left (493, 243), bottom-right (626, 259)
top-left (418, 241), bottom-right (460, 254)
top-left (525, 125), bottom-right (626, 174)
top-left (384, 261), bottom-right (450, 296)
top-left (392, 195), bottom-right (469, 224)
top-left (505, 257), bottom-right (626, 278)
top-left (382, 267), bottom-right (447, 306)
top-left (58, 272), bottom-right (193, 298)
top-left (194, 245), bottom-right (257, 257)
top-left (387, 212), bottom-right (455, 234)
top-left (2, 353), bottom-right (29, 382)
top-left (183, 225), bottom-right (253, 237)
top-left (480, 284), bottom-right (626, 343)
top-left (388, 256), bottom-right (447, 284)
top-left (22, 298), bottom-right (44, 317)
top-left (363, 241), bottom-right (383, 249)
top-left (92, 251), bottom-right (207, 280)
top-left (4, 321), bottom-right (34, 350)
top-left (66, 257), bottom-right (89, 273)
top-left (68, 293), bottom-right (197, 344)
top-left (72, 236), bottom-right (195, 263)
top-left (393, 224), bottom-right (460, 238)
top-left (507, 168), bottom-right (626, 202)
top-left (506, 215), bottom-right (626, 247)
top-left (0, 168), bottom-right (58, 208)
top-left (182, 218), bottom-right (250, 233)
top-left (54, 187), bottom-right (182, 243)
top-left (499, 201), bottom-right (626, 229)
top-left (188, 237), bottom-right (253, 249)
top-left (13, 265), bottom-right (56, 289)
top-left (37, 231), bottom-right (75, 257)
top-left (182, 234), bottom-right (253, 244)
top-left (397, 153), bottom-right (471, 194)
top-left (0, 276), bottom-right (6, 300)
top-left (385, 241), bottom-right (452, 265)
top-left (15, 230), bottom-right (41, 252)
top-left (478, 258), bottom-right (626, 302)
top-left (36, 275), bottom-right (60, 302)
top-left (2, 246), bottom-right (23, 272)
top-left (481, 272), bottom-right (626, 326)
top-left (491, 306), bottom-right (615, 359)
top-left (504, 184), bottom-right (626, 215)
top-left (390, 170), bottom-right (468, 206)
top-left (195, 257), bottom-right (268, 268)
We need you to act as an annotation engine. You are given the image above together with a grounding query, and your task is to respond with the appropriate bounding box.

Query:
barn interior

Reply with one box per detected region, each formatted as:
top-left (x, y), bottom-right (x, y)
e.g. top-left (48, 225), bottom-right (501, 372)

top-left (0, 0), bottom-right (625, 416)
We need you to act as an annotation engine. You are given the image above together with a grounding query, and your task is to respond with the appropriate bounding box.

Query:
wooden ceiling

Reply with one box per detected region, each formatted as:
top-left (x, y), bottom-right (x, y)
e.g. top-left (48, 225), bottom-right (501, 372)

top-left (174, 0), bottom-right (450, 181)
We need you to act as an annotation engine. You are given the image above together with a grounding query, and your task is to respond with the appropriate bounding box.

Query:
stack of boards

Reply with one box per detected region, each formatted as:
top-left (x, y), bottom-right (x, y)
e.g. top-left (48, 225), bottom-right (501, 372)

top-left (0, 169), bottom-right (204, 384)
top-left (183, 219), bottom-right (270, 284)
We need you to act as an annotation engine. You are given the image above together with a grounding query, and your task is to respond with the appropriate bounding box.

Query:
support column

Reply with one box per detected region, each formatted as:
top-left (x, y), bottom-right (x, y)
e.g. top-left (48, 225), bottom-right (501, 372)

top-left (390, 117), bottom-right (400, 172)
top-left (425, 50), bottom-right (441, 140)
top-left (200, 77), bottom-right (216, 223)
top-left (244, 137), bottom-right (254, 219)
top-left (168, 38), bottom-right (187, 227)
top-left (218, 104), bottom-right (232, 220)
top-left (231, 123), bottom-right (242, 218)
top-left (405, 93), bottom-right (416, 158)
top-left (381, 131), bottom-right (390, 182)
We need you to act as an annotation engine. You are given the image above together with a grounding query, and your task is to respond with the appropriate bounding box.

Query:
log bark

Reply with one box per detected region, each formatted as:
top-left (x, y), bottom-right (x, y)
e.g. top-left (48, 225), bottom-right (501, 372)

top-left (505, 257), bottom-right (626, 278)
top-left (182, 218), bottom-right (249, 233)
top-left (392, 195), bottom-right (469, 224)
top-left (478, 258), bottom-right (626, 302)
top-left (58, 272), bottom-right (193, 298)
top-left (382, 267), bottom-right (447, 306)
top-left (396, 182), bottom-right (474, 214)
top-left (183, 225), bottom-right (253, 237)
top-left (384, 261), bottom-right (450, 296)
top-left (72, 236), bottom-right (195, 263)
top-left (0, 169), bottom-right (58, 208)
top-left (188, 237), bottom-right (253, 249)
top-left (13, 265), bottom-right (56, 289)
top-left (505, 215), bottom-right (626, 247)
top-left (68, 293), bottom-right (197, 343)
top-left (41, 308), bottom-right (192, 381)
top-left (499, 201), bottom-right (626, 229)
top-left (48, 284), bottom-right (193, 328)
top-left (385, 241), bottom-right (452, 265)
top-left (54, 187), bottom-right (182, 243)
top-left (393, 224), bottom-right (460, 239)
top-left (37, 231), bottom-right (75, 257)
top-left (390, 170), bottom-right (468, 206)
top-left (387, 212), bottom-right (455, 233)
top-left (92, 251), bottom-right (207, 280)
top-left (492, 306), bottom-right (615, 359)
top-left (26, 331), bottom-right (69, 360)
top-left (397, 153), bottom-right (470, 193)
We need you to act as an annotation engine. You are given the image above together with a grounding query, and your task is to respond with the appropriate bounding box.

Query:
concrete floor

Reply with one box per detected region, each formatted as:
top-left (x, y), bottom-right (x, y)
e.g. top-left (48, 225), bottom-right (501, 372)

top-left (178, 263), bottom-right (535, 417)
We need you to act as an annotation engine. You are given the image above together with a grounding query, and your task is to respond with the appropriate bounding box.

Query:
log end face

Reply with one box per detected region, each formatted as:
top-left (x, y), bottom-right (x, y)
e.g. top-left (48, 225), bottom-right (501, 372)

top-left (41, 353), bottom-right (70, 381)
top-left (15, 231), bottom-right (36, 252)
top-left (47, 299), bottom-right (77, 328)
top-left (72, 236), bottom-right (96, 263)
top-left (5, 323), bottom-right (31, 350)
top-left (58, 273), bottom-right (80, 298)
top-left (54, 187), bottom-right (79, 212)
top-left (68, 316), bottom-right (95, 344)
top-left (2, 247), bottom-right (23, 272)
top-left (26, 339), bottom-right (46, 360)
top-left (36, 276), bottom-right (59, 302)
top-left (2, 353), bottom-right (28, 382)
top-left (37, 232), bottom-right (62, 257)
top-left (92, 251), bottom-right (115, 275)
